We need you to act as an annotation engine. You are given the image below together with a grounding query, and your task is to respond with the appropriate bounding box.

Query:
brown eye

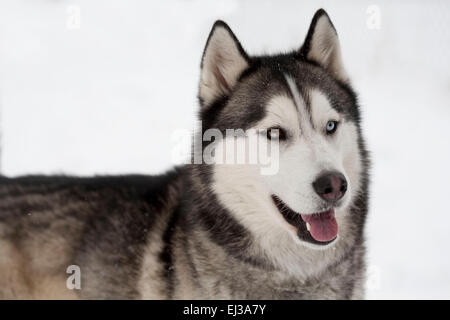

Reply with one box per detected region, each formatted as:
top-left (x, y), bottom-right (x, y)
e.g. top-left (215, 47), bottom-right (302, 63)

top-left (267, 127), bottom-right (286, 140)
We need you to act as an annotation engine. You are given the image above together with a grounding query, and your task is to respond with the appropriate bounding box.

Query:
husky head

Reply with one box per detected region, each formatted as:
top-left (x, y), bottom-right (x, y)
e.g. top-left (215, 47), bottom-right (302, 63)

top-left (194, 9), bottom-right (368, 273)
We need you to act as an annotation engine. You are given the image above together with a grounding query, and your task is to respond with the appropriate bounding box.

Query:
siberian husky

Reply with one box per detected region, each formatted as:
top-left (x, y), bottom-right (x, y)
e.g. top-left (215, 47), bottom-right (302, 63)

top-left (0, 9), bottom-right (369, 299)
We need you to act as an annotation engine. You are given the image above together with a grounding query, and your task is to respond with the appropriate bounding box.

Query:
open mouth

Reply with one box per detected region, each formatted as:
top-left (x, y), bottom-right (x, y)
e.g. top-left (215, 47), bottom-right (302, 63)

top-left (271, 195), bottom-right (338, 246)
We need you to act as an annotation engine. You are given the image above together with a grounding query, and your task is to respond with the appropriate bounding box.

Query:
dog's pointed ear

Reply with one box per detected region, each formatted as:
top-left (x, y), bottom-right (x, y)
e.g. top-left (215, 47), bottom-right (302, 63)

top-left (300, 9), bottom-right (349, 82)
top-left (199, 21), bottom-right (249, 107)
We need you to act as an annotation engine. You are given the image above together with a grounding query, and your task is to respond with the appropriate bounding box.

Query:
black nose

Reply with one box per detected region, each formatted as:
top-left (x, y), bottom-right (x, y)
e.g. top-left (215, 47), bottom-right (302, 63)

top-left (313, 171), bottom-right (347, 202)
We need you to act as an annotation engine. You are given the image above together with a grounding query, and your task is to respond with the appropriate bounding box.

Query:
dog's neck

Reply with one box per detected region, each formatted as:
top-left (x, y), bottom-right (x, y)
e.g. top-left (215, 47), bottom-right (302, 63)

top-left (182, 165), bottom-right (356, 279)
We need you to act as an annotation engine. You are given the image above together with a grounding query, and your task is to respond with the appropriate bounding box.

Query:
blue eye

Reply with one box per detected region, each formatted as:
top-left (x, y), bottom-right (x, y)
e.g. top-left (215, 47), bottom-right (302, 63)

top-left (326, 121), bottom-right (338, 134)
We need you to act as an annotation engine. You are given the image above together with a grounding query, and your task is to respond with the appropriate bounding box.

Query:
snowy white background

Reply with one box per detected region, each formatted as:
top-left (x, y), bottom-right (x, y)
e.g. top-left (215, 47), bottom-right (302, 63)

top-left (1, 0), bottom-right (449, 299)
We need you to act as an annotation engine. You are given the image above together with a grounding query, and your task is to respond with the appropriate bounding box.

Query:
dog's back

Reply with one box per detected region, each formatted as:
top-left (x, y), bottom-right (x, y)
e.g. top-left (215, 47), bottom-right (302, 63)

top-left (0, 171), bottom-right (181, 299)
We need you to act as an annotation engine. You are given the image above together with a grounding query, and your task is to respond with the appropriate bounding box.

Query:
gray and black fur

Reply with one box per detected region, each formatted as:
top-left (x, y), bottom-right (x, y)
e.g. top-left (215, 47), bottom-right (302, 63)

top-left (0, 9), bottom-right (369, 299)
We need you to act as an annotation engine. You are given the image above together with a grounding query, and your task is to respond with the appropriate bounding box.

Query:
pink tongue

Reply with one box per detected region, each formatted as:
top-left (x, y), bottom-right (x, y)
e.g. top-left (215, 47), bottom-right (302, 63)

top-left (301, 209), bottom-right (338, 242)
